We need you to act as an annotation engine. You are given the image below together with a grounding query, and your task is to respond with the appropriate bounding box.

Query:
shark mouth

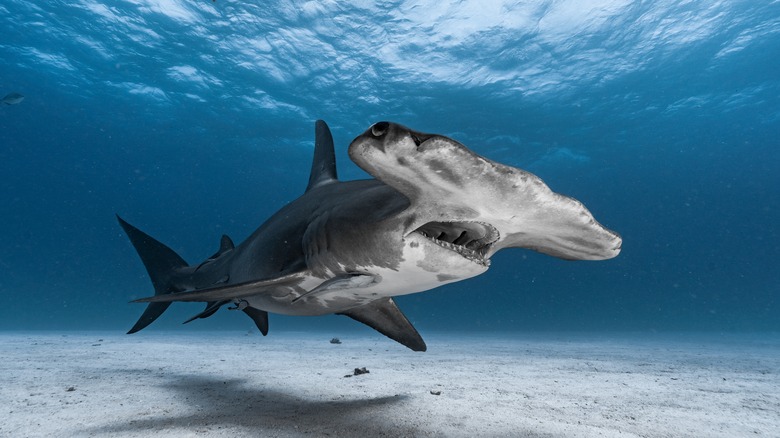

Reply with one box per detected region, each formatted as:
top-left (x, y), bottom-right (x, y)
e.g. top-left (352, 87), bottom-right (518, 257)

top-left (413, 221), bottom-right (499, 266)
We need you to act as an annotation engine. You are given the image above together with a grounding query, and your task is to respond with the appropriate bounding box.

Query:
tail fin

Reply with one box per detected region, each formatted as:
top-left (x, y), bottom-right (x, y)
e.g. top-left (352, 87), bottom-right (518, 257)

top-left (117, 215), bottom-right (188, 334)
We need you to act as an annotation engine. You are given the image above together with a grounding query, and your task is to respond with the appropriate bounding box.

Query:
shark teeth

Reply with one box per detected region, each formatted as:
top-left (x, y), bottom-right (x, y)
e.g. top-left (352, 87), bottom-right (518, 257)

top-left (414, 221), bottom-right (498, 267)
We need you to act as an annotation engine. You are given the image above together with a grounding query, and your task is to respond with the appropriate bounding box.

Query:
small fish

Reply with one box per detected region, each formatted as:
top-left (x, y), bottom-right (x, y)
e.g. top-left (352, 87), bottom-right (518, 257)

top-left (2, 92), bottom-right (24, 105)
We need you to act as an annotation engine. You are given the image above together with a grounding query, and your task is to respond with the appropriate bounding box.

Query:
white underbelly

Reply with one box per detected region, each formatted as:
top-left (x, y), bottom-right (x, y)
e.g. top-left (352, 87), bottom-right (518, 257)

top-left (243, 234), bottom-right (489, 315)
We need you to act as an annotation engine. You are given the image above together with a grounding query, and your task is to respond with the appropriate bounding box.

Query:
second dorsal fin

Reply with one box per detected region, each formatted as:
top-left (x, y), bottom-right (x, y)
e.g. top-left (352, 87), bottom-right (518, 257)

top-left (305, 120), bottom-right (338, 192)
top-left (218, 234), bottom-right (235, 253)
top-left (207, 235), bottom-right (234, 260)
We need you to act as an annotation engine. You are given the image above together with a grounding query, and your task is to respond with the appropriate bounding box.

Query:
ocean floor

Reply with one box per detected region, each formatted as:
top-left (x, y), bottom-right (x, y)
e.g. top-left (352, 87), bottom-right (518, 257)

top-left (1, 331), bottom-right (778, 437)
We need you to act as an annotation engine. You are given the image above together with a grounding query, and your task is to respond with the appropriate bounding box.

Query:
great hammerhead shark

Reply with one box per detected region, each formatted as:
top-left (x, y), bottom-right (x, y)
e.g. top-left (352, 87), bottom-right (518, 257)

top-left (119, 121), bottom-right (621, 351)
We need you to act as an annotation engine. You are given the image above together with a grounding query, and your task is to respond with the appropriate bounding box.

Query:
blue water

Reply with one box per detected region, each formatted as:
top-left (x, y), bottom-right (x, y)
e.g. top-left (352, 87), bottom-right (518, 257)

top-left (1, 1), bottom-right (778, 335)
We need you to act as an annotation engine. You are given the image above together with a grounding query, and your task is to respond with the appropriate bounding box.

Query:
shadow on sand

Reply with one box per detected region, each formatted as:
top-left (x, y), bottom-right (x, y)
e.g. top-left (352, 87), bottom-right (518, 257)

top-left (85, 373), bottom-right (421, 436)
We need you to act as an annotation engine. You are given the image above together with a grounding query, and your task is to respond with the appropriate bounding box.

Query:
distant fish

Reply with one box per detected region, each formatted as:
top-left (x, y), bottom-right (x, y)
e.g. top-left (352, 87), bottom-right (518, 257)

top-left (2, 92), bottom-right (24, 105)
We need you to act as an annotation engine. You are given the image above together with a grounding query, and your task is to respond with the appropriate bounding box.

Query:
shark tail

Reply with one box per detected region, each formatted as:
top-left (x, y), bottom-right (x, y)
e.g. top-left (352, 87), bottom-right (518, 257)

top-left (117, 215), bottom-right (188, 334)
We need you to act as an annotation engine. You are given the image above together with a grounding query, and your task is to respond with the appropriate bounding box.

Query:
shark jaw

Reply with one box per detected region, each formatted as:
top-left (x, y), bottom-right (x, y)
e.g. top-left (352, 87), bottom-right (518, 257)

top-left (410, 221), bottom-right (499, 267)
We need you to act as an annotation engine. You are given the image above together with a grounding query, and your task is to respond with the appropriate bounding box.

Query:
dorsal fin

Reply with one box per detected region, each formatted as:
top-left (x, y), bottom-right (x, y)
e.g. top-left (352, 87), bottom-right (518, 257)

top-left (305, 120), bottom-right (338, 192)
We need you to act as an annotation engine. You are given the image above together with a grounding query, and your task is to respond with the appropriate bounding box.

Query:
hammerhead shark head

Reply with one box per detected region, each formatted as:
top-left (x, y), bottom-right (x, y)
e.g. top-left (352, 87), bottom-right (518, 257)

top-left (119, 121), bottom-right (621, 351)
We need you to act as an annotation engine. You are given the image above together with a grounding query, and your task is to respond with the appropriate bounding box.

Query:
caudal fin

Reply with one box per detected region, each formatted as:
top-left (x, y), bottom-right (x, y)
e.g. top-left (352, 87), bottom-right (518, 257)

top-left (117, 215), bottom-right (188, 333)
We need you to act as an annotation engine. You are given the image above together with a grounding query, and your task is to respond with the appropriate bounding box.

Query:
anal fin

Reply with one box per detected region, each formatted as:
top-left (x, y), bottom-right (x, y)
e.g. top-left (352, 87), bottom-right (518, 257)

top-left (338, 298), bottom-right (426, 352)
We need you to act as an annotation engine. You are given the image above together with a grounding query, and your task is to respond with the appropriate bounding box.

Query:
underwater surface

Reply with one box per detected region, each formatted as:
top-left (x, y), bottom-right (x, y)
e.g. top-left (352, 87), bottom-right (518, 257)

top-left (1, 0), bottom-right (778, 335)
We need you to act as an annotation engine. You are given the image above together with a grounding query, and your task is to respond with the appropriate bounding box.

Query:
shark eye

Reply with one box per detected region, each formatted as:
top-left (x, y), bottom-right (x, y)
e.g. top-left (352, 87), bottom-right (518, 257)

top-left (411, 133), bottom-right (422, 147)
top-left (370, 122), bottom-right (389, 138)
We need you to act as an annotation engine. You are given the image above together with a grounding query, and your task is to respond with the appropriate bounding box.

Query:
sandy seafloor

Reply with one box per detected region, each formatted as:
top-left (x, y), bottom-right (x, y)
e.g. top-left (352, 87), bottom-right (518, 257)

top-left (1, 331), bottom-right (778, 438)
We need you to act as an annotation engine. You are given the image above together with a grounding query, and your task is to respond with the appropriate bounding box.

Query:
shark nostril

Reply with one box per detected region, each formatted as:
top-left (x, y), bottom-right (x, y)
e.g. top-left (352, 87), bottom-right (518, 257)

top-left (370, 121), bottom-right (389, 138)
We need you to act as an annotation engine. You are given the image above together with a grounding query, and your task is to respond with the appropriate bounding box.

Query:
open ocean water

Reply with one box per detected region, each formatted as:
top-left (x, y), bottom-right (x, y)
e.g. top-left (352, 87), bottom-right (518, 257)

top-left (1, 1), bottom-right (778, 340)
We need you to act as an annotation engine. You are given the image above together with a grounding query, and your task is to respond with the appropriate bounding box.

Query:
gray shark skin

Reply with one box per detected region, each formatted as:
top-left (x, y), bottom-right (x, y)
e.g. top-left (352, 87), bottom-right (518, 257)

top-left (120, 120), bottom-right (621, 351)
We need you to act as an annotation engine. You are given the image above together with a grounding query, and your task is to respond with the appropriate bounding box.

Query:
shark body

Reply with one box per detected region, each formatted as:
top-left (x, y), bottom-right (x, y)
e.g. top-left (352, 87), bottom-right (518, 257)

top-left (120, 121), bottom-right (621, 351)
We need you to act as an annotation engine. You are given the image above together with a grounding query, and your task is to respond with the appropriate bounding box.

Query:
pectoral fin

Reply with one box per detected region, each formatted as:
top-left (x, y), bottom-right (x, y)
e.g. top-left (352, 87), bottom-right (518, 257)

top-left (339, 298), bottom-right (426, 352)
